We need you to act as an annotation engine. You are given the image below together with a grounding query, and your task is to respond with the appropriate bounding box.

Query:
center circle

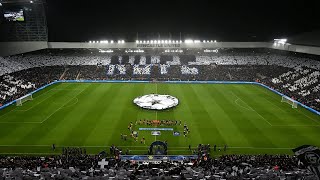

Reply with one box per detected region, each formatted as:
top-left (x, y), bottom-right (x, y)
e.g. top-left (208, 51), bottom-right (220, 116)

top-left (133, 94), bottom-right (179, 110)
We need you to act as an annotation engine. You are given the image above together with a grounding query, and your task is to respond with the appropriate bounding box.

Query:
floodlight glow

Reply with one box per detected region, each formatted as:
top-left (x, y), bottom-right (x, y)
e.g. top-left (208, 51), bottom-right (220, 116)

top-left (185, 39), bottom-right (193, 43)
top-left (194, 40), bottom-right (201, 43)
top-left (274, 38), bottom-right (287, 44)
top-left (164, 40), bottom-right (168, 44)
top-left (30, 1), bottom-right (33, 3)
top-left (161, 40), bottom-right (164, 43)
top-left (143, 40), bottom-right (146, 43)
top-left (136, 40), bottom-right (139, 43)
top-left (0, 3), bottom-right (2, 6)
top-left (150, 40), bottom-right (154, 44)
top-left (89, 41), bottom-right (92, 43)
top-left (147, 40), bottom-right (150, 43)
top-left (169, 40), bottom-right (172, 44)
top-left (110, 40), bottom-right (114, 43)
top-left (203, 40), bottom-right (206, 43)
top-left (214, 40), bottom-right (217, 42)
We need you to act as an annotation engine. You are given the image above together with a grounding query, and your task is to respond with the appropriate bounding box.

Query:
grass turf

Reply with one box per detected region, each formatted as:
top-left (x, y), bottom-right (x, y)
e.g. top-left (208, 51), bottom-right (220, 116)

top-left (0, 82), bottom-right (319, 155)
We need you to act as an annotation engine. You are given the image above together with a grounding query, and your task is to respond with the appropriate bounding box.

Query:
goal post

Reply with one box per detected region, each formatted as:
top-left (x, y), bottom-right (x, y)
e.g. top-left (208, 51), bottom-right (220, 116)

top-left (281, 96), bottom-right (298, 108)
top-left (16, 94), bottom-right (33, 106)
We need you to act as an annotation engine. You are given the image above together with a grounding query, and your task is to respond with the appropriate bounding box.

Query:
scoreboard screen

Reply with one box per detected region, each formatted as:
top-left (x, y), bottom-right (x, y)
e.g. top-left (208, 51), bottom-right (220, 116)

top-left (4, 9), bottom-right (24, 22)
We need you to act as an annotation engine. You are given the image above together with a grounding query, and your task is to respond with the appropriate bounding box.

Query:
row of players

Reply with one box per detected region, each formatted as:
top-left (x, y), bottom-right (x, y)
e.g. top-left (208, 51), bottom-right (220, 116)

top-left (135, 119), bottom-right (182, 126)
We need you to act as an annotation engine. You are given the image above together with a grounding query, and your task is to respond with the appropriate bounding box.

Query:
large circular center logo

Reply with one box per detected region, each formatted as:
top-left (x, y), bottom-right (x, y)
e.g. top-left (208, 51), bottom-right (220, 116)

top-left (133, 94), bottom-right (179, 110)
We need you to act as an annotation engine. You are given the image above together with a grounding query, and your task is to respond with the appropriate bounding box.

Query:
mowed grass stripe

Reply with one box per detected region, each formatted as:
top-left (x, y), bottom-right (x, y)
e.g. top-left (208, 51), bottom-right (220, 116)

top-left (60, 83), bottom-right (121, 146)
top-left (16, 84), bottom-right (91, 146)
top-left (231, 85), bottom-right (320, 148)
top-left (167, 84), bottom-right (202, 148)
top-left (0, 84), bottom-right (89, 150)
top-left (247, 85), bottom-right (318, 125)
top-left (0, 82), bottom-right (320, 154)
top-left (110, 83), bottom-right (148, 147)
top-left (198, 84), bottom-right (251, 147)
top-left (212, 85), bottom-right (276, 148)
top-left (252, 85), bottom-right (320, 123)
top-left (183, 84), bottom-right (226, 145)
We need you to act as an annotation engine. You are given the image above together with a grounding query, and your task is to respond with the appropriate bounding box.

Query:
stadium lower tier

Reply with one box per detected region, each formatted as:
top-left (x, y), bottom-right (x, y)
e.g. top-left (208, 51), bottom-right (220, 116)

top-left (0, 153), bottom-right (316, 179)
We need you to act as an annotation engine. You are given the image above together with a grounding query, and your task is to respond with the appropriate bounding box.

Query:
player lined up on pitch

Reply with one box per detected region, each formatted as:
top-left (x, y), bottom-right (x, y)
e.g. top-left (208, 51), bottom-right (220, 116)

top-left (136, 119), bottom-right (182, 126)
top-left (121, 122), bottom-right (146, 144)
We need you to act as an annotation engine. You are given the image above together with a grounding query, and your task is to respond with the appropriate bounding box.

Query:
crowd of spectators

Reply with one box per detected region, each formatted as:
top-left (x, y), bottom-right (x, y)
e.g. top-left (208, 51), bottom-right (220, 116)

top-left (0, 152), bottom-right (316, 179)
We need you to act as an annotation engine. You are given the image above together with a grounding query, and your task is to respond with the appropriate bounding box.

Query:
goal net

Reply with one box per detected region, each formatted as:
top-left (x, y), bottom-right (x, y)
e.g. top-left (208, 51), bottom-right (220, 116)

top-left (281, 96), bottom-right (298, 108)
top-left (16, 94), bottom-right (33, 106)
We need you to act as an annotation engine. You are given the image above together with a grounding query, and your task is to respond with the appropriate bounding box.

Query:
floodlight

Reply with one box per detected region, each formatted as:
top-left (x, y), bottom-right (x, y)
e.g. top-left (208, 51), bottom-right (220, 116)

top-left (143, 40), bottom-right (146, 43)
top-left (147, 40), bottom-right (150, 43)
top-left (185, 40), bottom-right (193, 43)
top-left (136, 40), bottom-right (139, 43)
top-left (89, 41), bottom-right (92, 43)
top-left (0, 3), bottom-right (2, 6)
top-left (110, 40), bottom-right (114, 43)
top-left (214, 40), bottom-right (217, 43)
top-left (169, 40), bottom-right (172, 44)
top-left (122, 40), bottom-right (125, 43)
top-left (30, 1), bottom-right (33, 3)
top-left (165, 40), bottom-right (168, 44)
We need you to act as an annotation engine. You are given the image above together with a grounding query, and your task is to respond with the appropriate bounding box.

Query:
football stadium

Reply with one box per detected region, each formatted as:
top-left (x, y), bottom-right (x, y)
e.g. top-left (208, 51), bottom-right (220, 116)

top-left (0, 0), bottom-right (320, 179)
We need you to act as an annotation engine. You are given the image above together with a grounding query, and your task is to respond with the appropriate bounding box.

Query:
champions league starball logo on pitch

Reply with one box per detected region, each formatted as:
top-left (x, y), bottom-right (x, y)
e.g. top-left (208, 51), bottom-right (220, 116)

top-left (133, 94), bottom-right (179, 110)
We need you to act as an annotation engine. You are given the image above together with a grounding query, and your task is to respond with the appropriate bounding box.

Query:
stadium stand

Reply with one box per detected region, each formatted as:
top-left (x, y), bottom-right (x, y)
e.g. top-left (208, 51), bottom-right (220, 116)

top-left (0, 152), bottom-right (317, 179)
top-left (0, 48), bottom-right (319, 112)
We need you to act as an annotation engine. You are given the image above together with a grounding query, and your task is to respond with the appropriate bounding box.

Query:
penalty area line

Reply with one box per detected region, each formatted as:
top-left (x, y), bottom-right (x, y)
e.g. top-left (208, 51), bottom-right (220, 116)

top-left (230, 91), bottom-right (272, 126)
top-left (40, 87), bottom-right (87, 123)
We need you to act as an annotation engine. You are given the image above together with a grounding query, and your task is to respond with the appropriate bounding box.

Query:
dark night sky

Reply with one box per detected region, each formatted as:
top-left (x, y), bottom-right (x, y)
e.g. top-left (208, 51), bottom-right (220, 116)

top-left (46, 0), bottom-right (319, 42)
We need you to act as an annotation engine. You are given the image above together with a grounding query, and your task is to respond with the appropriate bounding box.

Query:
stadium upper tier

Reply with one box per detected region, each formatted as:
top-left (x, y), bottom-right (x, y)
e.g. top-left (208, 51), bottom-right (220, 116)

top-left (0, 48), bottom-right (319, 112)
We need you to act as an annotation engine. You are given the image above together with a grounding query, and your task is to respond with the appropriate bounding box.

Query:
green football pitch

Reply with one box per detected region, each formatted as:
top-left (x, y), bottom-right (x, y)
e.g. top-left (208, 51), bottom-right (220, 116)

top-left (0, 82), bottom-right (319, 155)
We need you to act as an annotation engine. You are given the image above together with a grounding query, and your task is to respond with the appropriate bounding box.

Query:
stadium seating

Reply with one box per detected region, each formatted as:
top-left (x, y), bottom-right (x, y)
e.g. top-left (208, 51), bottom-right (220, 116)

top-left (0, 151), bottom-right (316, 179)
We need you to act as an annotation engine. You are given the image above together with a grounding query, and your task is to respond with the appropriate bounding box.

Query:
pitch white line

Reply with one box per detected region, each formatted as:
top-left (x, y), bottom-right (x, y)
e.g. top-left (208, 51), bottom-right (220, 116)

top-left (253, 85), bottom-right (319, 123)
top-left (293, 109), bottom-right (320, 125)
top-left (272, 124), bottom-right (320, 127)
top-left (13, 89), bottom-right (57, 112)
top-left (0, 144), bottom-right (295, 150)
top-left (234, 98), bottom-right (253, 111)
top-left (40, 87), bottom-right (87, 123)
top-left (0, 121), bottom-right (41, 124)
top-left (231, 91), bottom-right (272, 126)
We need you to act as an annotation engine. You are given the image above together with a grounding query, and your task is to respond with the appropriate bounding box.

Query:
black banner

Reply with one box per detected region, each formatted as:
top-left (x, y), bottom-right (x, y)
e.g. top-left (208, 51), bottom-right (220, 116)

top-left (292, 145), bottom-right (320, 179)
